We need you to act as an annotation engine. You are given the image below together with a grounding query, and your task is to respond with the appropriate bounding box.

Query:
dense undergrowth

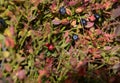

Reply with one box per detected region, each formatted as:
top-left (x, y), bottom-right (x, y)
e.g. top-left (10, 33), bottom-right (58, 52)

top-left (0, 0), bottom-right (120, 83)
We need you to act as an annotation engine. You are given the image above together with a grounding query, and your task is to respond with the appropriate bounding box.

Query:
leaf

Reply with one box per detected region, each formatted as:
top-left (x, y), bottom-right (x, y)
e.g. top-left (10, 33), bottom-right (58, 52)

top-left (70, 57), bottom-right (77, 68)
top-left (114, 24), bottom-right (120, 37)
top-left (110, 46), bottom-right (120, 55)
top-left (61, 18), bottom-right (69, 25)
top-left (5, 37), bottom-right (15, 48)
top-left (38, 69), bottom-right (47, 77)
top-left (17, 69), bottom-right (26, 80)
top-left (30, 0), bottom-right (41, 7)
top-left (103, 1), bottom-right (112, 10)
top-left (112, 63), bottom-right (120, 74)
top-left (104, 46), bottom-right (112, 51)
top-left (52, 17), bottom-right (61, 25)
top-left (111, 6), bottom-right (120, 20)
top-left (4, 63), bottom-right (12, 72)
top-left (0, 33), bottom-right (5, 41)
top-left (4, 25), bottom-right (15, 37)
top-left (66, 8), bottom-right (72, 16)
top-left (88, 15), bottom-right (96, 21)
top-left (85, 22), bottom-right (94, 28)
top-left (50, 2), bottom-right (57, 13)
top-left (75, 7), bottom-right (84, 13)
top-left (68, 1), bottom-right (77, 6)
top-left (3, 51), bottom-right (10, 58)
top-left (71, 19), bottom-right (77, 27)
top-left (27, 30), bottom-right (32, 37)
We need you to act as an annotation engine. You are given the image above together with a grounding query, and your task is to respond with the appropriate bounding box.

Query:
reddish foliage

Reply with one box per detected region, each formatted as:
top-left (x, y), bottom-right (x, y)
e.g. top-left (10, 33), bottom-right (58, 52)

top-left (4, 63), bottom-right (12, 72)
top-left (5, 37), bottom-right (15, 48)
top-left (88, 15), bottom-right (96, 22)
top-left (50, 1), bottom-right (57, 13)
top-left (66, 8), bottom-right (72, 15)
top-left (38, 69), bottom-right (48, 83)
top-left (68, 1), bottom-right (77, 6)
top-left (45, 58), bottom-right (54, 70)
top-left (16, 69), bottom-right (26, 80)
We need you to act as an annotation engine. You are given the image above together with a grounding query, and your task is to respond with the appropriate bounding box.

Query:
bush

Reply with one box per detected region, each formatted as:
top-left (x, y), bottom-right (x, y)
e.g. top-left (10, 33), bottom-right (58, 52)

top-left (0, 0), bottom-right (120, 83)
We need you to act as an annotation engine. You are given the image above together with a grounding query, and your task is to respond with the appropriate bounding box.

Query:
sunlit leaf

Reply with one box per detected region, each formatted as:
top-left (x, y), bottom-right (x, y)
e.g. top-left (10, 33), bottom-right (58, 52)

top-left (52, 17), bottom-right (61, 25)
top-left (66, 8), bottom-right (72, 16)
top-left (85, 22), bottom-right (94, 28)
top-left (75, 7), bottom-right (84, 13)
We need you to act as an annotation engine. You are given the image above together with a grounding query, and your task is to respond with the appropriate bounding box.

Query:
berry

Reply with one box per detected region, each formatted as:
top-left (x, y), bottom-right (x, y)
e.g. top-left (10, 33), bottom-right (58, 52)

top-left (0, 18), bottom-right (6, 28)
top-left (45, 43), bottom-right (50, 47)
top-left (94, 14), bottom-right (100, 19)
top-left (59, 6), bottom-right (66, 15)
top-left (80, 19), bottom-right (87, 26)
top-left (72, 34), bottom-right (79, 41)
top-left (48, 44), bottom-right (54, 51)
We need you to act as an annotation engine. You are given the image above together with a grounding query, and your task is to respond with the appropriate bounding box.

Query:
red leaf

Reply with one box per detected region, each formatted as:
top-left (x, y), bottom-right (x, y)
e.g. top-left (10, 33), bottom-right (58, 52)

top-left (70, 57), bottom-right (77, 68)
top-left (4, 64), bottom-right (12, 72)
top-left (103, 1), bottom-right (112, 10)
top-left (66, 8), bottom-right (72, 15)
top-left (10, 25), bottom-right (15, 36)
top-left (65, 37), bottom-right (71, 43)
top-left (104, 46), bottom-right (112, 50)
top-left (61, 18), bottom-right (69, 25)
top-left (38, 70), bottom-right (47, 77)
top-left (17, 69), bottom-right (26, 80)
top-left (85, 22), bottom-right (94, 28)
top-left (84, 0), bottom-right (90, 3)
top-left (95, 29), bottom-right (102, 35)
top-left (75, 7), bottom-right (84, 13)
top-left (5, 37), bottom-right (15, 48)
top-left (52, 17), bottom-right (61, 25)
top-left (88, 15), bottom-right (96, 21)
top-left (68, 1), bottom-right (77, 6)
top-left (50, 1), bottom-right (57, 13)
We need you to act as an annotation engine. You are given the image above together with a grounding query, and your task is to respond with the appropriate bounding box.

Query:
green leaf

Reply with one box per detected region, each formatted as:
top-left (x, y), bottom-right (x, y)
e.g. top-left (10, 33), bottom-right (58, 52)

top-left (0, 33), bottom-right (5, 41)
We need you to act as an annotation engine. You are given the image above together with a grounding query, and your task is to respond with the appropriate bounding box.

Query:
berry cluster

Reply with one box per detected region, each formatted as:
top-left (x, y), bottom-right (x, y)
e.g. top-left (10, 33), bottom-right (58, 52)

top-left (45, 43), bottom-right (54, 51)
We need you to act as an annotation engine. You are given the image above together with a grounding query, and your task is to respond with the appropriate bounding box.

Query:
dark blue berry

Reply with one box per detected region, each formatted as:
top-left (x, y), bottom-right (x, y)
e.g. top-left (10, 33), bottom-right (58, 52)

top-left (72, 34), bottom-right (79, 41)
top-left (0, 18), bottom-right (6, 28)
top-left (59, 6), bottom-right (66, 15)
top-left (94, 14), bottom-right (100, 19)
top-left (80, 19), bottom-right (87, 26)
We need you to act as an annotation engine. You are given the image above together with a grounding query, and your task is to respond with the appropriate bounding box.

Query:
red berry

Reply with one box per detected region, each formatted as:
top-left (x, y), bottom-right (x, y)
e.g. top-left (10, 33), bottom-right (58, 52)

top-left (45, 43), bottom-right (50, 47)
top-left (48, 44), bottom-right (54, 51)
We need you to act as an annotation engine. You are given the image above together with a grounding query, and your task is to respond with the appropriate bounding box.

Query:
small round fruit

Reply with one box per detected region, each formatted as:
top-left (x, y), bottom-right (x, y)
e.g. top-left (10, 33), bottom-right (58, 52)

top-left (48, 44), bottom-right (54, 51)
top-left (94, 14), bottom-right (100, 19)
top-left (59, 6), bottom-right (66, 15)
top-left (45, 43), bottom-right (50, 47)
top-left (72, 34), bottom-right (79, 41)
top-left (0, 18), bottom-right (6, 28)
top-left (80, 19), bottom-right (87, 26)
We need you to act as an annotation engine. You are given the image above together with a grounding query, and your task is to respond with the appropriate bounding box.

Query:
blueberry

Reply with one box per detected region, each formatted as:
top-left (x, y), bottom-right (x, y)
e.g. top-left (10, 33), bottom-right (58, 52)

top-left (94, 14), bottom-right (100, 19)
top-left (72, 34), bottom-right (79, 41)
top-left (80, 19), bottom-right (87, 26)
top-left (0, 18), bottom-right (6, 28)
top-left (59, 6), bottom-right (66, 15)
